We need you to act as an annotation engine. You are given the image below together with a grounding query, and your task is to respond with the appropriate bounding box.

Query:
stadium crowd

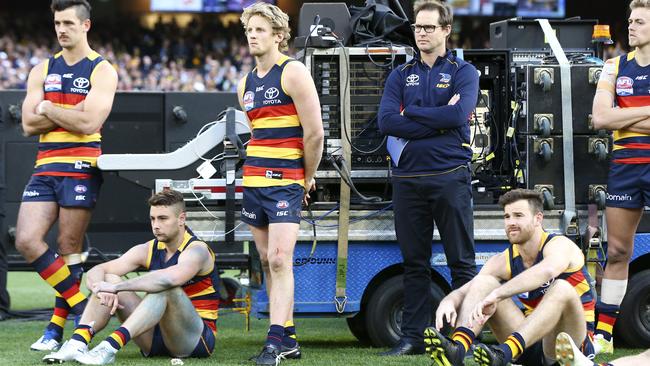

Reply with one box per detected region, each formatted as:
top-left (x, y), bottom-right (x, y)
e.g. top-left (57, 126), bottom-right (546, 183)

top-left (0, 11), bottom-right (631, 93)
top-left (0, 14), bottom-right (256, 92)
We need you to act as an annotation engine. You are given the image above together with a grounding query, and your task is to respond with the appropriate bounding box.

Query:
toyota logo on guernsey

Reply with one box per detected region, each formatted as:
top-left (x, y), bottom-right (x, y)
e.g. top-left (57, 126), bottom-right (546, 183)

top-left (71, 77), bottom-right (90, 94)
top-left (263, 87), bottom-right (281, 105)
top-left (265, 87), bottom-right (279, 99)
top-left (406, 74), bottom-right (420, 86)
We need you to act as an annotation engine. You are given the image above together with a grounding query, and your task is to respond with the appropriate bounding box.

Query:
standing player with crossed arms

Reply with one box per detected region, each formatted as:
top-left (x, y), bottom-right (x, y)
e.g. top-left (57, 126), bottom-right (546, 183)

top-left (16, 0), bottom-right (117, 352)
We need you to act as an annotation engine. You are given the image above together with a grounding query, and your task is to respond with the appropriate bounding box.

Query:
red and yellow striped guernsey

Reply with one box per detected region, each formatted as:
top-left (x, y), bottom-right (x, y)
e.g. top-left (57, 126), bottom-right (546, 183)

top-left (145, 230), bottom-right (220, 335)
top-left (605, 51), bottom-right (650, 164)
top-left (36, 50), bottom-right (107, 178)
top-left (241, 55), bottom-right (305, 188)
top-left (504, 232), bottom-right (596, 329)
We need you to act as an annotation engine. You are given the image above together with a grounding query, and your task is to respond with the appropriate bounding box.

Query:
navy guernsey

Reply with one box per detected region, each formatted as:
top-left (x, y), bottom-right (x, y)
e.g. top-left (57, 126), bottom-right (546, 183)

top-left (378, 50), bottom-right (479, 175)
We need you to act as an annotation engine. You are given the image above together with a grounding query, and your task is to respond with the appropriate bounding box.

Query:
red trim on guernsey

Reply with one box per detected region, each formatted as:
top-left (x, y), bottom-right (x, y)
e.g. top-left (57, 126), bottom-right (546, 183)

top-left (243, 166), bottom-right (305, 180)
top-left (33, 172), bottom-right (93, 178)
top-left (37, 147), bottom-right (101, 160)
top-left (183, 278), bottom-right (213, 295)
top-left (248, 137), bottom-right (303, 149)
top-left (44, 92), bottom-right (85, 106)
top-left (40, 258), bottom-right (65, 279)
top-left (563, 271), bottom-right (585, 287)
top-left (51, 127), bottom-right (67, 132)
top-left (191, 299), bottom-right (218, 308)
top-left (247, 103), bottom-right (297, 120)
top-left (613, 157), bottom-right (650, 164)
top-left (618, 143), bottom-right (650, 150)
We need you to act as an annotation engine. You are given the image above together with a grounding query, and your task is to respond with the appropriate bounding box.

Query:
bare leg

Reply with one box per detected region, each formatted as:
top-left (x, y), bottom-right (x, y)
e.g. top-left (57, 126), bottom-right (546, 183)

top-left (249, 225), bottom-right (272, 305)
top-left (56, 207), bottom-right (93, 255)
top-left (604, 207), bottom-right (642, 280)
top-left (518, 280), bottom-right (587, 359)
top-left (78, 274), bottom-right (142, 336)
top-left (120, 287), bottom-right (204, 357)
top-left (454, 275), bottom-right (526, 340)
top-left (266, 223), bottom-right (299, 327)
top-left (14, 201), bottom-right (58, 262)
top-left (157, 288), bottom-right (205, 357)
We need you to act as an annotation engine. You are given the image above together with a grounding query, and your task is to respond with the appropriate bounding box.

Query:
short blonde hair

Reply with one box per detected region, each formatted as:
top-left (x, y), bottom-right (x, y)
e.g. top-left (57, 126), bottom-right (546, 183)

top-left (240, 2), bottom-right (291, 52)
top-left (631, 0), bottom-right (650, 9)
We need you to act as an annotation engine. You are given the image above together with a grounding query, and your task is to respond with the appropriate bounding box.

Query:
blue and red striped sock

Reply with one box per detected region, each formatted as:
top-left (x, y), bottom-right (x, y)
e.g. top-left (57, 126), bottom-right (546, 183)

top-left (266, 324), bottom-right (284, 349)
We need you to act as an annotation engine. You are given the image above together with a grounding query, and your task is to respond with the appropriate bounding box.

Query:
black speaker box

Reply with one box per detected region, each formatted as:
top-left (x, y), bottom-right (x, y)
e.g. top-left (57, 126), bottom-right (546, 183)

top-left (490, 18), bottom-right (597, 51)
top-left (298, 3), bottom-right (352, 45)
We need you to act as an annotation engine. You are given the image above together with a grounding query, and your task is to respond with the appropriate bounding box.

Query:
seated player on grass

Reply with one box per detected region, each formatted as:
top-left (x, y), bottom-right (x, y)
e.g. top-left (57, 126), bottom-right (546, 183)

top-left (424, 189), bottom-right (595, 366)
top-left (42, 190), bottom-right (218, 365)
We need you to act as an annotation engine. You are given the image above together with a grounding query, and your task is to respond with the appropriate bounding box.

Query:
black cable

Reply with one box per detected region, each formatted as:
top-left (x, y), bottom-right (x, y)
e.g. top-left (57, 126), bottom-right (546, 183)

top-left (327, 155), bottom-right (391, 204)
top-left (364, 42), bottom-right (396, 69)
top-left (301, 15), bottom-right (321, 64)
top-left (294, 204), bottom-right (318, 267)
top-left (335, 38), bottom-right (391, 155)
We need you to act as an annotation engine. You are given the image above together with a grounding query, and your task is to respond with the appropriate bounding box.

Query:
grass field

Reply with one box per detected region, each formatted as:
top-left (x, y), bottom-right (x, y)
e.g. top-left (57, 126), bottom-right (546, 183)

top-left (0, 272), bottom-right (641, 365)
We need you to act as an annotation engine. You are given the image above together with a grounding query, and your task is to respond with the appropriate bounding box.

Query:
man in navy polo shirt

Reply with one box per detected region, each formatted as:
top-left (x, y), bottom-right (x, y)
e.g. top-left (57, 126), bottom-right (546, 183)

top-left (378, 0), bottom-right (479, 356)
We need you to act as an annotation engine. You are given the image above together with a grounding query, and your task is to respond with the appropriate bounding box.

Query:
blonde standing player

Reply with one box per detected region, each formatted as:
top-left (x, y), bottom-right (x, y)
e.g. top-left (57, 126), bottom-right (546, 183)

top-left (237, 3), bottom-right (324, 365)
top-left (591, 0), bottom-right (650, 354)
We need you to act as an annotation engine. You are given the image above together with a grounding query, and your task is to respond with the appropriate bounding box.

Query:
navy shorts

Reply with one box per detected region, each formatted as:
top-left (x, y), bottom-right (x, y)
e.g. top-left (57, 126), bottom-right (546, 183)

top-left (240, 185), bottom-right (303, 227)
top-left (143, 321), bottom-right (215, 358)
top-left (21, 175), bottom-right (103, 209)
top-left (606, 162), bottom-right (650, 208)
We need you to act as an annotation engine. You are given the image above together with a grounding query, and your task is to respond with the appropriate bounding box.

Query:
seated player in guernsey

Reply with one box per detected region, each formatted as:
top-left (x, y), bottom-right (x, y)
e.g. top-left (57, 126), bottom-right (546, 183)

top-left (42, 190), bottom-right (219, 365)
top-left (424, 189), bottom-right (595, 366)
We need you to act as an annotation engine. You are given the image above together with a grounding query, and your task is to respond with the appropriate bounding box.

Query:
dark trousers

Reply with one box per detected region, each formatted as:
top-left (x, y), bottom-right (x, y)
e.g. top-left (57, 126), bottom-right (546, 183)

top-left (0, 186), bottom-right (9, 314)
top-left (393, 166), bottom-right (477, 344)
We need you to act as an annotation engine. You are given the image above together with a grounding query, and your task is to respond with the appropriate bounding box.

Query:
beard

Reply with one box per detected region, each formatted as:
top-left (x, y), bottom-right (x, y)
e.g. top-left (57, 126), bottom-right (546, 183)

top-left (507, 227), bottom-right (533, 244)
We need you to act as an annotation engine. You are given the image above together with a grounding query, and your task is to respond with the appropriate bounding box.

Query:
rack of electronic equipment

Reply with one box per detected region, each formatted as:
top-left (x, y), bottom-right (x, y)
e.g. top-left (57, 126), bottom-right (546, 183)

top-left (301, 18), bottom-right (609, 211)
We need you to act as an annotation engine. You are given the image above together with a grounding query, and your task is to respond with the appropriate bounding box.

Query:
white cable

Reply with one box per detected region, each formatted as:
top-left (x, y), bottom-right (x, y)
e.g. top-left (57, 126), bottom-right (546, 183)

top-left (191, 119), bottom-right (251, 162)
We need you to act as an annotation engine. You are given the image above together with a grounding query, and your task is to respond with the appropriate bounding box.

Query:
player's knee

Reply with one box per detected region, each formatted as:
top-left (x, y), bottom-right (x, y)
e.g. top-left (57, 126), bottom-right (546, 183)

top-left (268, 251), bottom-right (291, 273)
top-left (13, 230), bottom-right (34, 255)
top-left (606, 242), bottom-right (633, 264)
top-left (546, 279), bottom-right (575, 300)
top-left (470, 274), bottom-right (500, 290)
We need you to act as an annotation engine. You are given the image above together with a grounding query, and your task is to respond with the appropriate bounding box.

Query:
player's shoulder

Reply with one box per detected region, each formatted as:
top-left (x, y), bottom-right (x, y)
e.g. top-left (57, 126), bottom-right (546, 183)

top-left (93, 58), bottom-right (117, 78)
top-left (185, 240), bottom-right (211, 254)
top-left (543, 234), bottom-right (575, 252)
top-left (28, 60), bottom-right (48, 78)
top-left (283, 58), bottom-right (309, 75)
